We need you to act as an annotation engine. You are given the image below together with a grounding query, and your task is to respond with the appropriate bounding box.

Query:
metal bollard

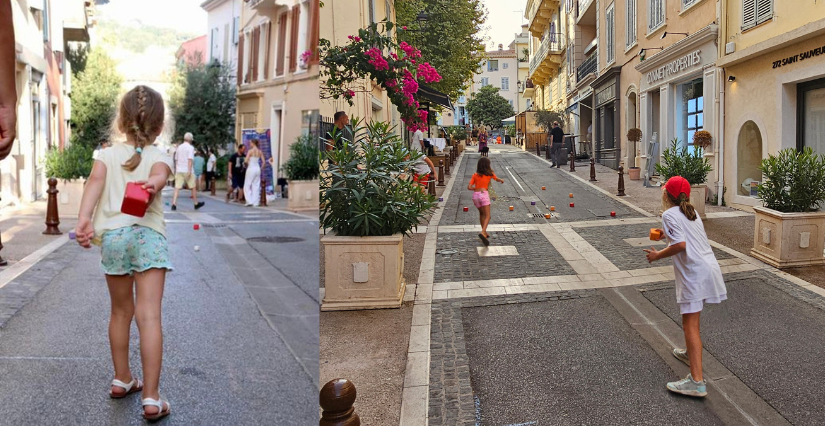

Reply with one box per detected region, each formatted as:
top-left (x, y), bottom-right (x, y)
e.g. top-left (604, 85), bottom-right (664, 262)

top-left (444, 155), bottom-right (451, 176)
top-left (43, 178), bottom-right (62, 235)
top-left (211, 176), bottom-right (217, 196)
top-left (536, 141), bottom-right (541, 156)
top-left (617, 166), bottom-right (626, 196)
top-left (545, 143), bottom-right (551, 160)
top-left (438, 160), bottom-right (445, 187)
top-left (590, 158), bottom-right (597, 182)
top-left (320, 378), bottom-right (360, 426)
top-left (569, 151), bottom-right (576, 172)
top-left (260, 177), bottom-right (268, 207)
top-left (428, 176), bottom-right (436, 196)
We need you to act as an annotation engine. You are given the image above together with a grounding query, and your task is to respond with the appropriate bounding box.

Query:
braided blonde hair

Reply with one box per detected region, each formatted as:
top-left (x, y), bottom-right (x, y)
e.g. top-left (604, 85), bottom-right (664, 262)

top-left (117, 85), bottom-right (165, 171)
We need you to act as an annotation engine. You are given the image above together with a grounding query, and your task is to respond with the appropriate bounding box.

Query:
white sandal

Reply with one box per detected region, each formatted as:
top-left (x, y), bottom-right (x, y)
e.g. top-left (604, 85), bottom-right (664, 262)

top-left (142, 397), bottom-right (171, 421)
top-left (109, 377), bottom-right (143, 399)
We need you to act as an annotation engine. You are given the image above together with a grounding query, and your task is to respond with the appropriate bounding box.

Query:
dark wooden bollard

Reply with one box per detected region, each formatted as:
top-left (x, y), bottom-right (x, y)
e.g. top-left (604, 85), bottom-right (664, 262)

top-left (536, 141), bottom-right (541, 156)
top-left (260, 177), bottom-right (267, 207)
top-left (569, 151), bottom-right (576, 172)
top-left (428, 176), bottom-right (436, 196)
top-left (545, 143), bottom-right (551, 160)
top-left (211, 176), bottom-right (217, 196)
top-left (617, 166), bottom-right (626, 196)
top-left (437, 160), bottom-right (445, 186)
top-left (0, 233), bottom-right (7, 266)
top-left (320, 378), bottom-right (360, 426)
top-left (450, 147), bottom-right (455, 165)
top-left (444, 155), bottom-right (450, 176)
top-left (43, 178), bottom-right (62, 235)
top-left (590, 158), bottom-right (597, 182)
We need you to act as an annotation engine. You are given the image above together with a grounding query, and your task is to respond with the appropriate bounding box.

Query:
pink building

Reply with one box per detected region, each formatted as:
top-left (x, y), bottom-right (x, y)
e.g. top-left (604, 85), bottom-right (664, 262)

top-left (175, 35), bottom-right (208, 67)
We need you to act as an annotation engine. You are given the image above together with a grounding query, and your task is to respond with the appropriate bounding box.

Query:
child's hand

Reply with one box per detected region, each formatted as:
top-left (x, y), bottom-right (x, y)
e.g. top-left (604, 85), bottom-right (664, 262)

top-left (136, 180), bottom-right (157, 205)
top-left (643, 247), bottom-right (659, 263)
top-left (75, 218), bottom-right (94, 249)
top-left (652, 228), bottom-right (665, 241)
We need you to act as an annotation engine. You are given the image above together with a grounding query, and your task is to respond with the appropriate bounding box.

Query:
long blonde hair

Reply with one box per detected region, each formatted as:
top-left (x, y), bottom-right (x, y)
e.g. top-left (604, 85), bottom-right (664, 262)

top-left (116, 85), bottom-right (165, 171)
top-left (661, 187), bottom-right (697, 221)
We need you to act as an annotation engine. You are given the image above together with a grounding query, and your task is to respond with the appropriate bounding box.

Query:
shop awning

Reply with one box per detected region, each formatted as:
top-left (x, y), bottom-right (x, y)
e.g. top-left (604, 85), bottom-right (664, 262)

top-left (502, 115), bottom-right (516, 124)
top-left (418, 84), bottom-right (454, 111)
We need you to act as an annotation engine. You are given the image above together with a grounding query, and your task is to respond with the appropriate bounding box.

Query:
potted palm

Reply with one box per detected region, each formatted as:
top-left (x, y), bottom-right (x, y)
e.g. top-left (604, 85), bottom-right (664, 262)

top-left (751, 147), bottom-right (825, 268)
top-left (627, 128), bottom-right (642, 179)
top-left (655, 138), bottom-right (712, 218)
top-left (282, 134), bottom-right (320, 211)
top-left (320, 118), bottom-right (437, 310)
top-left (44, 143), bottom-right (94, 217)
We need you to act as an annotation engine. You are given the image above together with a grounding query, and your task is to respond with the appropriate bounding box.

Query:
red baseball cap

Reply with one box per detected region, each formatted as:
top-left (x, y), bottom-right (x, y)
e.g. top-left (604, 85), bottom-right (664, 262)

top-left (664, 176), bottom-right (691, 199)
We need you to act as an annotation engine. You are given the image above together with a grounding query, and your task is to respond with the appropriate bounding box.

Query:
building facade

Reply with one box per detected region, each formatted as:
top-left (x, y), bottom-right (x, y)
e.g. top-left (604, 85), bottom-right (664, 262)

top-left (235, 0), bottom-right (319, 183)
top-left (472, 44), bottom-right (520, 114)
top-left (175, 35), bottom-right (207, 67)
top-left (201, 0), bottom-right (242, 72)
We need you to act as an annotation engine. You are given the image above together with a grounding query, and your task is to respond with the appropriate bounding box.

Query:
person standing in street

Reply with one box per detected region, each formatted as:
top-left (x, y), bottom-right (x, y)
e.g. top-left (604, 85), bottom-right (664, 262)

top-left (411, 126), bottom-right (425, 153)
top-left (550, 121), bottom-right (565, 168)
top-left (205, 148), bottom-right (217, 191)
top-left (75, 85), bottom-right (173, 421)
top-left (644, 176), bottom-right (727, 398)
top-left (227, 144), bottom-right (247, 203)
top-left (193, 149), bottom-right (205, 192)
top-left (243, 139), bottom-right (263, 207)
top-left (328, 111), bottom-right (351, 151)
top-left (478, 127), bottom-right (488, 157)
top-left (171, 133), bottom-right (204, 210)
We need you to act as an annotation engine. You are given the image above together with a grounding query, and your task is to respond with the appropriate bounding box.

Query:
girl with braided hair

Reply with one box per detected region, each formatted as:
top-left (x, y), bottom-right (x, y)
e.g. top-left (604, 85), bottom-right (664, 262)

top-left (75, 85), bottom-right (173, 420)
top-left (644, 176), bottom-right (727, 398)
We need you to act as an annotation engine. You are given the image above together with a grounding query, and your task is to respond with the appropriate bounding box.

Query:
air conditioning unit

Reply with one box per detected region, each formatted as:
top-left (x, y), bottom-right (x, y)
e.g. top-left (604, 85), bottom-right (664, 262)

top-left (725, 42), bottom-right (736, 55)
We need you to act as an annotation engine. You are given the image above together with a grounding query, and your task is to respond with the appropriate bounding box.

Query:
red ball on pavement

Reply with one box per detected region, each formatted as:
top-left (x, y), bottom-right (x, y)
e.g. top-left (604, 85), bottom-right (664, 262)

top-left (569, 203), bottom-right (574, 208)
top-left (194, 224), bottom-right (200, 230)
top-left (610, 211), bottom-right (616, 217)
top-left (463, 207), bottom-right (469, 212)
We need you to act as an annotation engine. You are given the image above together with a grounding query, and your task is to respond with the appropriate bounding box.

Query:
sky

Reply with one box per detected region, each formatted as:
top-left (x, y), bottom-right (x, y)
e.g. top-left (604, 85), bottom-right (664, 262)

top-left (481, 0), bottom-right (528, 51)
top-left (96, 0), bottom-right (208, 35)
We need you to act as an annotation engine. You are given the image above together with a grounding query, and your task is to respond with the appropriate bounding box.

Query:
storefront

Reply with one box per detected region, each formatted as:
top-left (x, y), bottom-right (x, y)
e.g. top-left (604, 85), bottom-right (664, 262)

top-left (591, 67), bottom-right (621, 169)
top-left (636, 25), bottom-right (720, 194)
top-left (721, 31), bottom-right (825, 207)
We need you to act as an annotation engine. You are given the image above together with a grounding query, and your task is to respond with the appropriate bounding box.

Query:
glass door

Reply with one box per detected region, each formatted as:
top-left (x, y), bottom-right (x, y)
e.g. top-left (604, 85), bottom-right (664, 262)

top-left (798, 77), bottom-right (825, 156)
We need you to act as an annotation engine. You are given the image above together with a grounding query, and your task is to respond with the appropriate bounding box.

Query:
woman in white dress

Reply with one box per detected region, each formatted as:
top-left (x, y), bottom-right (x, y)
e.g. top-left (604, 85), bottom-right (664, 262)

top-left (243, 139), bottom-right (263, 207)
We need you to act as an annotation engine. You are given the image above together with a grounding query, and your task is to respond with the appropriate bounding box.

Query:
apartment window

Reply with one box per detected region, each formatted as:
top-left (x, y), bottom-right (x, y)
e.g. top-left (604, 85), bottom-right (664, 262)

top-left (481, 77), bottom-right (489, 87)
top-left (42, 0), bottom-right (49, 42)
top-left (606, 4), bottom-right (615, 64)
top-left (276, 13), bottom-right (287, 75)
top-left (233, 17), bottom-right (240, 44)
top-left (211, 27), bottom-right (220, 62)
top-left (369, 0), bottom-right (376, 24)
top-left (501, 77), bottom-right (509, 91)
top-left (488, 60), bottom-right (499, 72)
top-left (224, 24), bottom-right (230, 62)
top-left (626, 0), bottom-right (636, 47)
top-left (508, 100), bottom-right (514, 109)
top-left (743, 0), bottom-right (773, 30)
top-left (567, 42), bottom-right (574, 75)
top-left (503, 62), bottom-right (509, 69)
top-left (682, 0), bottom-right (699, 9)
top-left (459, 95), bottom-right (466, 103)
top-left (648, 0), bottom-right (664, 32)
top-left (289, 5), bottom-right (300, 72)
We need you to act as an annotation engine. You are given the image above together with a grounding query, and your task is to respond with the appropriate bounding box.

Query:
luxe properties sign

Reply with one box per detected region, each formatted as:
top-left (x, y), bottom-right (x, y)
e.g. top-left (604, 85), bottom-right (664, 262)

top-left (646, 50), bottom-right (702, 85)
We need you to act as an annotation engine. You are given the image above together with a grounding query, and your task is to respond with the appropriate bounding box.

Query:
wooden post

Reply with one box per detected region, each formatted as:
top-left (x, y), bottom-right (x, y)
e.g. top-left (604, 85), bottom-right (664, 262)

top-left (617, 166), bottom-right (626, 196)
top-left (569, 151), bottom-right (576, 172)
top-left (437, 160), bottom-right (445, 186)
top-left (545, 142), bottom-right (551, 160)
top-left (444, 155), bottom-right (450, 176)
top-left (428, 176), bottom-right (436, 196)
top-left (211, 176), bottom-right (217, 196)
top-left (260, 177), bottom-right (267, 207)
top-left (536, 138), bottom-right (541, 156)
top-left (320, 378), bottom-right (360, 426)
top-left (590, 158), bottom-right (597, 182)
top-left (43, 178), bottom-right (62, 235)
top-left (0, 232), bottom-right (7, 266)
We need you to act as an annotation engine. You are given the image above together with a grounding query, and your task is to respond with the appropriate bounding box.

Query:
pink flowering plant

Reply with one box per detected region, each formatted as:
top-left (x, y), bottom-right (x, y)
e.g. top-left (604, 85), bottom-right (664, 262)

top-left (319, 20), bottom-right (442, 132)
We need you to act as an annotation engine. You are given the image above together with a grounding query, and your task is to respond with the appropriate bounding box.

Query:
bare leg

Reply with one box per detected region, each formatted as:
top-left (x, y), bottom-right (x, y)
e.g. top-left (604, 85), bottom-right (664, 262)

top-left (106, 274), bottom-right (136, 393)
top-left (134, 268), bottom-right (166, 414)
top-left (191, 187), bottom-right (199, 203)
top-left (172, 185), bottom-right (180, 206)
top-left (683, 312), bottom-right (703, 381)
top-left (481, 204), bottom-right (491, 237)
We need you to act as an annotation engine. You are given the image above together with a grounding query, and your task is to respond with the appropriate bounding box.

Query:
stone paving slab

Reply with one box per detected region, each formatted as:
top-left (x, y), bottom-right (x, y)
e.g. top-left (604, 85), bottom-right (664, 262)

top-left (641, 269), bottom-right (825, 426)
top-left (433, 231), bottom-right (575, 283)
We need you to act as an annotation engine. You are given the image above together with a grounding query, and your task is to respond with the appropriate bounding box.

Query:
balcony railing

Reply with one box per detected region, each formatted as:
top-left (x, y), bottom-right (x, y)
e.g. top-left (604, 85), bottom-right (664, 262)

top-left (529, 33), bottom-right (565, 78)
top-left (576, 49), bottom-right (598, 82)
top-left (578, 0), bottom-right (594, 15)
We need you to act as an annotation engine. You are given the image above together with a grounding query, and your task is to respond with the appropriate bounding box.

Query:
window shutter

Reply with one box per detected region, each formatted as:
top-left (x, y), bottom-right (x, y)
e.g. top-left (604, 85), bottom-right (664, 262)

top-left (290, 6), bottom-right (300, 72)
top-left (276, 13), bottom-right (287, 75)
top-left (310, 0), bottom-right (320, 63)
top-left (252, 27), bottom-right (259, 82)
top-left (607, 7), bottom-right (614, 63)
top-left (756, 0), bottom-right (772, 24)
top-left (237, 33), bottom-right (244, 85)
top-left (264, 22), bottom-right (271, 79)
top-left (627, 0), bottom-right (636, 46)
top-left (742, 0), bottom-right (756, 29)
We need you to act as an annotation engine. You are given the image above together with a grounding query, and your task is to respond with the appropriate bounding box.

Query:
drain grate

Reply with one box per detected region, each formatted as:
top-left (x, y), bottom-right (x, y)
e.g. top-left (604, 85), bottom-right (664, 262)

top-left (201, 223), bottom-right (227, 228)
top-left (246, 236), bottom-right (305, 243)
top-left (528, 213), bottom-right (557, 218)
top-left (437, 249), bottom-right (459, 256)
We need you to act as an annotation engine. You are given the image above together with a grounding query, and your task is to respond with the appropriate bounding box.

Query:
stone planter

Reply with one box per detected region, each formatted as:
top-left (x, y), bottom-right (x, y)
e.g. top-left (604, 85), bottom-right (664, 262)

top-left (628, 167), bottom-right (641, 180)
top-left (58, 179), bottom-right (85, 217)
top-left (692, 184), bottom-right (707, 220)
top-left (750, 207), bottom-right (825, 269)
top-left (321, 233), bottom-right (405, 311)
top-left (287, 179), bottom-right (319, 211)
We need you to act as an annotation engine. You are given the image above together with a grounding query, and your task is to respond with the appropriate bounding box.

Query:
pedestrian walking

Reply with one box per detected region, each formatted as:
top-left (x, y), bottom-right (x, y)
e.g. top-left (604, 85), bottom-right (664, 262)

top-left (550, 121), bottom-right (565, 168)
top-left (478, 127), bottom-right (489, 157)
top-left (243, 139), bottom-right (263, 207)
top-left (75, 85), bottom-right (173, 421)
top-left (171, 133), bottom-right (205, 210)
top-left (644, 176), bottom-right (727, 398)
top-left (205, 148), bottom-right (217, 191)
top-left (468, 157), bottom-right (504, 246)
top-left (193, 149), bottom-right (205, 191)
top-left (227, 144), bottom-right (247, 203)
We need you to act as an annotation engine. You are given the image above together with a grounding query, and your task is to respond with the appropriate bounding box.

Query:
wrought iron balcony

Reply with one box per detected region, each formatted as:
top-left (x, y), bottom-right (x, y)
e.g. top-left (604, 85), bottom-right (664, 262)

top-left (576, 49), bottom-right (598, 82)
top-left (528, 33), bottom-right (565, 83)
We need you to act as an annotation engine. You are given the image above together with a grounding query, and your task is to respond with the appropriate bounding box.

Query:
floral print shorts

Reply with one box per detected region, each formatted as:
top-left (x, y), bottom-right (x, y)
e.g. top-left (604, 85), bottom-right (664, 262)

top-left (101, 225), bottom-right (174, 276)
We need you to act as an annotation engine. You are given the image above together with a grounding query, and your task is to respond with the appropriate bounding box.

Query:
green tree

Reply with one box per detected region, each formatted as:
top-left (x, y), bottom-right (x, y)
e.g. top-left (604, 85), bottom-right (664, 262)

top-left (66, 43), bottom-right (89, 74)
top-left (396, 0), bottom-right (487, 101)
top-left (70, 48), bottom-right (122, 148)
top-left (169, 61), bottom-right (236, 151)
top-left (466, 85), bottom-right (515, 130)
top-left (534, 108), bottom-right (567, 136)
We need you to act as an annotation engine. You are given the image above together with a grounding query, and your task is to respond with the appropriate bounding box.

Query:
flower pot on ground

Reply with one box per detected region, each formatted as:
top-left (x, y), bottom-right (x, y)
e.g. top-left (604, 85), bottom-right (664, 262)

top-left (320, 119), bottom-right (437, 310)
top-left (44, 144), bottom-right (94, 217)
top-left (282, 134), bottom-right (320, 211)
top-left (751, 147), bottom-right (825, 268)
top-left (655, 138), bottom-right (712, 219)
top-left (628, 167), bottom-right (641, 180)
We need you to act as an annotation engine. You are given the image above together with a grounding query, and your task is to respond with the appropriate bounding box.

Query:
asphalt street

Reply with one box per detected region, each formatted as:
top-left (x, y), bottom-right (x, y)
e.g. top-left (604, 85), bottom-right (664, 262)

top-left (0, 191), bottom-right (318, 425)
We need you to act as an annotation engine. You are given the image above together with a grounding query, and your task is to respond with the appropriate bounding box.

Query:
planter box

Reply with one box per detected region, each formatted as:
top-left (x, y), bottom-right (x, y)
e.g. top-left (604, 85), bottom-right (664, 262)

top-left (750, 207), bottom-right (825, 268)
top-left (58, 179), bottom-right (85, 217)
top-left (690, 184), bottom-right (707, 220)
top-left (287, 179), bottom-right (319, 211)
top-left (321, 233), bottom-right (405, 311)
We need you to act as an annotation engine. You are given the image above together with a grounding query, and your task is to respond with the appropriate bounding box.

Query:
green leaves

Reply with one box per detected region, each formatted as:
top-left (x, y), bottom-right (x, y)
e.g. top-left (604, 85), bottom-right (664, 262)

top-left (44, 144), bottom-right (94, 180)
top-left (320, 118), bottom-right (437, 237)
top-left (465, 85), bottom-right (515, 130)
top-left (283, 135), bottom-right (321, 181)
top-left (70, 48), bottom-right (122, 148)
top-left (534, 109), bottom-right (567, 134)
top-left (654, 139), bottom-right (712, 186)
top-left (169, 61), bottom-right (236, 151)
top-left (757, 147), bottom-right (825, 213)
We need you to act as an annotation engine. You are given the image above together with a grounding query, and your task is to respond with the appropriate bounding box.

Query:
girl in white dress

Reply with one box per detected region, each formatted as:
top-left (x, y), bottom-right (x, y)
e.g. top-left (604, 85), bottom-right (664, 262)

top-left (243, 139), bottom-right (262, 207)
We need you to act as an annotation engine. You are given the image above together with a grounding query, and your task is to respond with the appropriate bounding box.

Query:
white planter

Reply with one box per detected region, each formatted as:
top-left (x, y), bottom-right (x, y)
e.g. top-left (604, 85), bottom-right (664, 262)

top-left (321, 232), bottom-right (405, 311)
top-left (692, 184), bottom-right (706, 220)
top-left (287, 179), bottom-right (319, 211)
top-left (58, 179), bottom-right (85, 217)
top-left (750, 206), bottom-right (825, 269)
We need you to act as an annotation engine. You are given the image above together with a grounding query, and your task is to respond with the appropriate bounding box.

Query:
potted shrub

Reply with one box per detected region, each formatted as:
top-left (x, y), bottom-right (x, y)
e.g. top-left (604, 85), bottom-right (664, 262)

top-left (655, 138), bottom-right (713, 218)
top-left (44, 143), bottom-right (94, 217)
top-left (692, 130), bottom-right (712, 150)
top-left (320, 118), bottom-right (437, 310)
top-left (751, 147), bottom-right (825, 268)
top-left (627, 128), bottom-right (642, 179)
top-left (282, 134), bottom-right (320, 211)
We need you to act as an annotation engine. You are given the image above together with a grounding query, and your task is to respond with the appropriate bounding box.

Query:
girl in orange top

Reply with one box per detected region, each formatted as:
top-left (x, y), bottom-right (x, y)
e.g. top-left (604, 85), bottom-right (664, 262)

top-left (468, 157), bottom-right (504, 245)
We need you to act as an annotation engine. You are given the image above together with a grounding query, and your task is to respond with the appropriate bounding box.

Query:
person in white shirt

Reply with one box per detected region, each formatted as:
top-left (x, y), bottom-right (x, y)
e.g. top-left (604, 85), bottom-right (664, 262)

top-left (205, 148), bottom-right (217, 191)
top-left (171, 132), bottom-right (204, 211)
top-left (644, 176), bottom-right (727, 398)
top-left (411, 128), bottom-right (425, 153)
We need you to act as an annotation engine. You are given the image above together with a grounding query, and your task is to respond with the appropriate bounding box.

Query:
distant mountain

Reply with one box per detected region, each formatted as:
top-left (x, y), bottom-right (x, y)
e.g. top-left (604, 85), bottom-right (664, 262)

top-left (97, 19), bottom-right (199, 55)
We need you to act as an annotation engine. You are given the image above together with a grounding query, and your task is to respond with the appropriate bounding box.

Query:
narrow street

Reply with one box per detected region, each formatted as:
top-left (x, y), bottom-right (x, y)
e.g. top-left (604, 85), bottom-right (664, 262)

top-left (404, 145), bottom-right (825, 426)
top-left (0, 190), bottom-right (318, 425)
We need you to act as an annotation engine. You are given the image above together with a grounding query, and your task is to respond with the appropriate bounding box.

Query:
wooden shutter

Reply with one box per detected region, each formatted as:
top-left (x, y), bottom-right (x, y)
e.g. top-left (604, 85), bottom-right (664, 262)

top-left (263, 22), bottom-right (271, 79)
top-left (251, 27), bottom-right (259, 82)
top-left (309, 0), bottom-right (320, 63)
top-left (756, 0), bottom-right (772, 25)
top-left (626, 0), bottom-right (636, 47)
top-left (276, 13), bottom-right (287, 76)
top-left (606, 6), bottom-right (614, 63)
top-left (237, 33), bottom-right (244, 85)
top-left (742, 0), bottom-right (756, 29)
top-left (289, 5), bottom-right (300, 73)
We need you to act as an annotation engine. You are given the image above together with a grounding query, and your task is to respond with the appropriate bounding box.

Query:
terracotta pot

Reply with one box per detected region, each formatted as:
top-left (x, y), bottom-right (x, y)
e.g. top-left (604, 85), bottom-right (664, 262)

top-left (628, 167), bottom-right (641, 180)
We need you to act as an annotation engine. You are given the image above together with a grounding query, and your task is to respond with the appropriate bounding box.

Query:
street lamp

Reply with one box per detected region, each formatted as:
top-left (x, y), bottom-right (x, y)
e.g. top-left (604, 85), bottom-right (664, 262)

top-left (405, 11), bottom-right (430, 32)
top-left (639, 47), bottom-right (663, 61)
top-left (661, 31), bottom-right (689, 39)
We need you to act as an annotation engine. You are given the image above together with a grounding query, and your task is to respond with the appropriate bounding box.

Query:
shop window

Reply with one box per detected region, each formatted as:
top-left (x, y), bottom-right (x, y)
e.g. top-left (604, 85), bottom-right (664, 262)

top-left (677, 78), bottom-right (704, 153)
top-left (797, 77), bottom-right (825, 156)
top-left (737, 121), bottom-right (762, 196)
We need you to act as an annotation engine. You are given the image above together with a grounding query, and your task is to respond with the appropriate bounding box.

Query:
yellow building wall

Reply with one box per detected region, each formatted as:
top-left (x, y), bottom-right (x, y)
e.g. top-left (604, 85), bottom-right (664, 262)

top-left (723, 1), bottom-right (825, 53)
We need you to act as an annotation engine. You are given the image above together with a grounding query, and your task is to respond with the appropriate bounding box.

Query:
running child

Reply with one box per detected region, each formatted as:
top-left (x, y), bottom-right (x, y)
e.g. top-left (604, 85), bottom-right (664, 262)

top-left (644, 176), bottom-right (727, 397)
top-left (75, 85), bottom-right (173, 420)
top-left (468, 157), bottom-right (504, 246)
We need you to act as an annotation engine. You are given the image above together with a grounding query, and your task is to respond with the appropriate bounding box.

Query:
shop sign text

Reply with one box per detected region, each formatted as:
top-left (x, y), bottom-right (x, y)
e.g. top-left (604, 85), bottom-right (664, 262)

top-left (772, 45), bottom-right (825, 69)
top-left (646, 50), bottom-right (702, 85)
